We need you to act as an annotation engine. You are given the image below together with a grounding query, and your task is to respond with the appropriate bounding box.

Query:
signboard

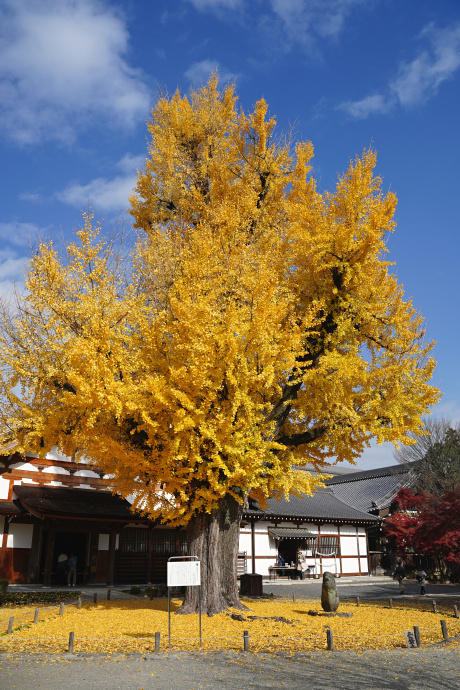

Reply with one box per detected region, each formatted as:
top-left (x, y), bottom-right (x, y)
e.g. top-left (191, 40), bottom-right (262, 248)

top-left (167, 560), bottom-right (201, 587)
top-left (404, 631), bottom-right (417, 648)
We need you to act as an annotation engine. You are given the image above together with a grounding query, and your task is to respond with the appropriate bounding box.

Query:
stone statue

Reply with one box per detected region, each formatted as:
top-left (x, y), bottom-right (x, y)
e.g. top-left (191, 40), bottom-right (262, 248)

top-left (321, 571), bottom-right (339, 612)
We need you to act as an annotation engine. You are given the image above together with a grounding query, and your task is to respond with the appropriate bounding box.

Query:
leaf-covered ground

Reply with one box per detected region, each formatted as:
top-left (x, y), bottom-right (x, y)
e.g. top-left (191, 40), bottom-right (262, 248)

top-left (1, 598), bottom-right (459, 654)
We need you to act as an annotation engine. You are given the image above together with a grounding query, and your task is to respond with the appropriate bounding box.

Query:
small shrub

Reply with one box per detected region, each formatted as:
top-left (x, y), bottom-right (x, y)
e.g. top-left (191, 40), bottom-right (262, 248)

top-left (129, 585), bottom-right (142, 596)
top-left (0, 590), bottom-right (80, 607)
top-left (145, 586), bottom-right (157, 599)
top-left (0, 578), bottom-right (8, 595)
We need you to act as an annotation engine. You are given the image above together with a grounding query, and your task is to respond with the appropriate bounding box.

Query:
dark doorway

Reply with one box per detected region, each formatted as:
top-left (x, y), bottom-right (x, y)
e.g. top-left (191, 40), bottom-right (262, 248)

top-left (39, 531), bottom-right (88, 586)
top-left (53, 532), bottom-right (87, 585)
top-left (278, 540), bottom-right (298, 566)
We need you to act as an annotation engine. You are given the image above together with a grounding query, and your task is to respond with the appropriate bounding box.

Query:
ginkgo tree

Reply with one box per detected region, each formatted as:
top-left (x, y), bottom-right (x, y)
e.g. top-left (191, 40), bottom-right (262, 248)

top-left (0, 76), bottom-right (439, 615)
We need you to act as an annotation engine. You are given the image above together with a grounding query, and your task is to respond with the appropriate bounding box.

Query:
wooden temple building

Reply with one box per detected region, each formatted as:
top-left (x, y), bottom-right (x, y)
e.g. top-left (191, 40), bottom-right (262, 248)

top-left (0, 447), bottom-right (414, 585)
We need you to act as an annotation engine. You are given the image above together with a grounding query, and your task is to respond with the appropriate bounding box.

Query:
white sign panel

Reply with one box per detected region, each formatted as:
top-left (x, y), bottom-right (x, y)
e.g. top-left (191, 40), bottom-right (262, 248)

top-left (167, 560), bottom-right (201, 587)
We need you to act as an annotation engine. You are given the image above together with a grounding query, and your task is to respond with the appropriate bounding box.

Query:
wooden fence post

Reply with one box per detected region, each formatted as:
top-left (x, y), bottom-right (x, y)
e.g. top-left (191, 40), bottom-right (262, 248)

top-left (33, 608), bottom-right (39, 624)
top-left (454, 605), bottom-right (459, 619)
top-left (155, 632), bottom-right (161, 652)
top-left (356, 596), bottom-right (360, 606)
top-left (413, 625), bottom-right (421, 648)
top-left (441, 620), bottom-right (448, 641)
top-left (432, 600), bottom-right (437, 613)
top-left (77, 597), bottom-right (82, 610)
top-left (243, 630), bottom-right (249, 651)
top-left (59, 602), bottom-right (64, 616)
top-left (68, 631), bottom-right (75, 653)
top-left (7, 616), bottom-right (14, 634)
top-left (388, 598), bottom-right (393, 609)
top-left (326, 628), bottom-right (334, 651)
top-left (93, 592), bottom-right (98, 605)
top-left (107, 589), bottom-right (111, 601)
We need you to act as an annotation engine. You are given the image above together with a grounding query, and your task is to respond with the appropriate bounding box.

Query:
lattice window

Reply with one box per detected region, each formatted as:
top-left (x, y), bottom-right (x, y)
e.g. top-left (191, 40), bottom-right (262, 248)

top-left (152, 529), bottom-right (177, 554)
top-left (121, 528), bottom-right (148, 554)
top-left (318, 536), bottom-right (339, 555)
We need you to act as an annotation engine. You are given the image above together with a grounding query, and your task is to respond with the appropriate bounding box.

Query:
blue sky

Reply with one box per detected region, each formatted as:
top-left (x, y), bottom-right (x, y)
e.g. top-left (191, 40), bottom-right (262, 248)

top-left (1, 0), bottom-right (459, 470)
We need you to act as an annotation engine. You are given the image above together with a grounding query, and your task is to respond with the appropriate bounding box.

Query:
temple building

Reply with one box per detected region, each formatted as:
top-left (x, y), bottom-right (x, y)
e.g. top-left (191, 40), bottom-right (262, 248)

top-left (0, 447), bottom-right (414, 585)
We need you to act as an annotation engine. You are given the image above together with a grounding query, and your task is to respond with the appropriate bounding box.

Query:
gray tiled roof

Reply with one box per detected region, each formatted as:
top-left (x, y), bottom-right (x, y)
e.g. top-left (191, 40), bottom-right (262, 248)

top-left (325, 462), bottom-right (417, 512)
top-left (243, 487), bottom-right (378, 524)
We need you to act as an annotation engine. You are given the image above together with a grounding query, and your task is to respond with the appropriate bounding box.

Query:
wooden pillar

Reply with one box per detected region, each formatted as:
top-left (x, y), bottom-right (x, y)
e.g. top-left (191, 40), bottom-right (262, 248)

top-left (0, 518), bottom-right (10, 578)
top-left (28, 522), bottom-right (43, 582)
top-left (251, 520), bottom-right (256, 574)
top-left (148, 527), bottom-right (154, 584)
top-left (357, 526), bottom-right (362, 575)
top-left (43, 525), bottom-right (55, 587)
top-left (107, 529), bottom-right (116, 587)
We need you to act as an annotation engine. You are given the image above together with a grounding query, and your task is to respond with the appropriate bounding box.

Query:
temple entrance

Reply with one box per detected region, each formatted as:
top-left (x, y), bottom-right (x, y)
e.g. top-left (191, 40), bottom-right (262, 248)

top-left (40, 530), bottom-right (88, 585)
top-left (53, 532), bottom-right (87, 585)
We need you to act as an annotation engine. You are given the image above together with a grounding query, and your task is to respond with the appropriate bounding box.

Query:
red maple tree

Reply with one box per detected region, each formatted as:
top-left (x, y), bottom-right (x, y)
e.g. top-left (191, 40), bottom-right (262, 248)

top-left (384, 487), bottom-right (460, 574)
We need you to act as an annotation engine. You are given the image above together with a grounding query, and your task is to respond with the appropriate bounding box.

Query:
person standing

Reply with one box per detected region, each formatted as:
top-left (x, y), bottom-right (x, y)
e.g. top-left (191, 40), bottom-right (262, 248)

top-left (297, 549), bottom-right (307, 580)
top-left (67, 554), bottom-right (77, 586)
top-left (416, 569), bottom-right (427, 595)
top-left (393, 561), bottom-right (405, 594)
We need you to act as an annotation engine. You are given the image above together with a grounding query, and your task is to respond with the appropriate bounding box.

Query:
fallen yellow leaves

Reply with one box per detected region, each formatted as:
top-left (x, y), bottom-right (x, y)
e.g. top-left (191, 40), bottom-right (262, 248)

top-left (1, 599), bottom-right (459, 654)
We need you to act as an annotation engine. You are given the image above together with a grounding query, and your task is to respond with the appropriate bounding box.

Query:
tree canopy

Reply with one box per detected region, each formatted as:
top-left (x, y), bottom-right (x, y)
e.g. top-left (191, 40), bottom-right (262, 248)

top-left (0, 76), bottom-right (440, 612)
top-left (385, 487), bottom-right (460, 577)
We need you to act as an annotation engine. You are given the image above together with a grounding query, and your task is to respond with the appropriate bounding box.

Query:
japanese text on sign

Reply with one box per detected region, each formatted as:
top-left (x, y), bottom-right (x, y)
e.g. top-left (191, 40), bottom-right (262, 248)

top-left (167, 560), bottom-right (201, 587)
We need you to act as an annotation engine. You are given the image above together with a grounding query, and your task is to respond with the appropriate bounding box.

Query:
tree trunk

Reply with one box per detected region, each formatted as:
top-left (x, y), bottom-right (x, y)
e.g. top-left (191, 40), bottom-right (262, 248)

top-left (176, 493), bottom-right (248, 616)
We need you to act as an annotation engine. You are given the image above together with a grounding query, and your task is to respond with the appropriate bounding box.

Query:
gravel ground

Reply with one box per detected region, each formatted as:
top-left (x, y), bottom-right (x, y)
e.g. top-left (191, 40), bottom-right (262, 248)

top-left (2, 579), bottom-right (459, 689)
top-left (1, 646), bottom-right (459, 690)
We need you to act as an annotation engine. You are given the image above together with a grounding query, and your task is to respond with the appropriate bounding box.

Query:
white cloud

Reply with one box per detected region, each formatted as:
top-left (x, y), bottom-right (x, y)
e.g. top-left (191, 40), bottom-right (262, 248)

top-left (270, 0), bottom-right (364, 45)
top-left (0, 221), bottom-right (40, 247)
top-left (340, 93), bottom-right (395, 119)
top-left (391, 23), bottom-right (460, 107)
top-left (56, 153), bottom-right (143, 212)
top-left (186, 0), bottom-right (365, 53)
top-left (184, 59), bottom-right (238, 85)
top-left (0, 248), bottom-right (29, 300)
top-left (0, 0), bottom-right (150, 144)
top-left (341, 23), bottom-right (460, 119)
top-left (187, 0), bottom-right (243, 11)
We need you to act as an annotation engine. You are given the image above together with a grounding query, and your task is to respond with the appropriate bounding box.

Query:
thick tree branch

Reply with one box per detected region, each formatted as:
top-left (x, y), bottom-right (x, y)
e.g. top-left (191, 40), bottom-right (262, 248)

top-left (276, 425), bottom-right (327, 448)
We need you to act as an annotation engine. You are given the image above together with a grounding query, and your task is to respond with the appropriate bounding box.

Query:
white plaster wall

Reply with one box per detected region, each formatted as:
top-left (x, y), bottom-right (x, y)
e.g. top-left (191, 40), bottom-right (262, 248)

top-left (0, 475), bottom-right (10, 499)
top-left (339, 524), bottom-right (356, 535)
top-left (254, 530), bottom-right (273, 557)
top-left (340, 535), bottom-right (358, 557)
top-left (320, 524), bottom-right (338, 534)
top-left (341, 557), bottom-right (360, 574)
top-left (74, 469), bottom-right (100, 478)
top-left (357, 526), bottom-right (366, 535)
top-left (0, 515), bottom-right (4, 538)
top-left (239, 532), bottom-right (252, 554)
top-left (43, 466), bottom-right (69, 475)
top-left (99, 534), bottom-right (109, 551)
top-left (255, 560), bottom-right (272, 576)
top-left (45, 481), bottom-right (65, 487)
top-left (318, 557), bottom-right (339, 575)
top-left (77, 484), bottom-right (96, 490)
top-left (6, 523), bottom-right (33, 548)
top-left (358, 535), bottom-right (367, 556)
top-left (10, 462), bottom-right (39, 472)
top-left (20, 478), bottom-right (40, 485)
top-left (360, 557), bottom-right (369, 573)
